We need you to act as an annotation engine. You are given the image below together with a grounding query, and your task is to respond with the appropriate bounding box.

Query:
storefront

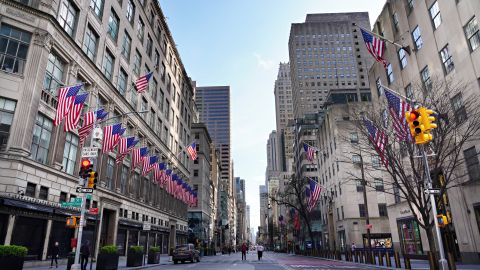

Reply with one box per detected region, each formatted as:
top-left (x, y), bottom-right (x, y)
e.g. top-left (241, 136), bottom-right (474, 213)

top-left (362, 233), bottom-right (393, 250)
top-left (397, 218), bottom-right (423, 256)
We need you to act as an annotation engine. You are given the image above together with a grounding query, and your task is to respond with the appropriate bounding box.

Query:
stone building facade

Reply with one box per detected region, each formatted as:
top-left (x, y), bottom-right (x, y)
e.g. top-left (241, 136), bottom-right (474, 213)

top-left (0, 0), bottom-right (195, 262)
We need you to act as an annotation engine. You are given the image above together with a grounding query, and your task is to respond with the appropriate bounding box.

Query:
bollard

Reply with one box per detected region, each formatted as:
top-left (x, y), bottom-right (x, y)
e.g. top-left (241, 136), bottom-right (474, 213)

top-left (404, 256), bottom-right (411, 270)
top-left (354, 251), bottom-right (359, 263)
top-left (378, 252), bottom-right (384, 266)
top-left (359, 251), bottom-right (364, 263)
top-left (386, 252), bottom-right (392, 267)
top-left (394, 252), bottom-right (401, 268)
top-left (447, 252), bottom-right (456, 270)
top-left (428, 251), bottom-right (438, 270)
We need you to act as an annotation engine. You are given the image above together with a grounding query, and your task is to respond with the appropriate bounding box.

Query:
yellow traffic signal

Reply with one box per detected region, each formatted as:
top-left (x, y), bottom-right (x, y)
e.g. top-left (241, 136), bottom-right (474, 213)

top-left (66, 216), bottom-right (77, 228)
top-left (405, 107), bottom-right (438, 144)
top-left (437, 214), bottom-right (448, 228)
top-left (87, 171), bottom-right (98, 189)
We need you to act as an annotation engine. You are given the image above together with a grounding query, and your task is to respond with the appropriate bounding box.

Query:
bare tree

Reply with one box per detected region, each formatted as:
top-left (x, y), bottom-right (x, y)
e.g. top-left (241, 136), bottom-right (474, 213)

top-left (355, 78), bottom-right (480, 258)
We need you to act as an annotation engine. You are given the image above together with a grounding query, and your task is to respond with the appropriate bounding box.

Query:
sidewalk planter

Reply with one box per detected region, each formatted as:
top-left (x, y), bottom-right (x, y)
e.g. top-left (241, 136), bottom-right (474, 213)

top-left (96, 245), bottom-right (119, 270)
top-left (0, 245), bottom-right (28, 270)
top-left (127, 246), bottom-right (144, 267)
top-left (147, 247), bottom-right (160, 264)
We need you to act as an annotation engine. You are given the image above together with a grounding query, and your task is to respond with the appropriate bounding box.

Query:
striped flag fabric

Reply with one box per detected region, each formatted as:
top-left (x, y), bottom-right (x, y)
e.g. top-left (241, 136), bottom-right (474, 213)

top-left (134, 72), bottom-right (153, 93)
top-left (116, 136), bottom-right (139, 163)
top-left (102, 123), bottom-right (122, 153)
top-left (186, 142), bottom-right (197, 160)
top-left (153, 163), bottom-right (162, 184)
top-left (307, 179), bottom-right (322, 212)
top-left (165, 169), bottom-right (173, 194)
top-left (364, 117), bottom-right (389, 168)
top-left (54, 84), bottom-right (82, 126)
top-left (132, 147), bottom-right (148, 169)
top-left (64, 93), bottom-right (88, 132)
top-left (142, 156), bottom-right (158, 176)
top-left (384, 88), bottom-right (412, 142)
top-left (303, 143), bottom-right (315, 162)
top-left (78, 109), bottom-right (108, 146)
top-left (361, 29), bottom-right (388, 68)
top-left (111, 127), bottom-right (126, 150)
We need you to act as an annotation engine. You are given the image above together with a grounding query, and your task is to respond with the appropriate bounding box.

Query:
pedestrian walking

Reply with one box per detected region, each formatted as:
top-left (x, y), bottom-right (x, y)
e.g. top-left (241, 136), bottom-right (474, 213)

top-left (49, 241), bottom-right (59, 268)
top-left (257, 244), bottom-right (264, 260)
top-left (241, 242), bottom-right (247, 261)
top-left (351, 242), bottom-right (356, 252)
top-left (80, 241), bottom-right (90, 270)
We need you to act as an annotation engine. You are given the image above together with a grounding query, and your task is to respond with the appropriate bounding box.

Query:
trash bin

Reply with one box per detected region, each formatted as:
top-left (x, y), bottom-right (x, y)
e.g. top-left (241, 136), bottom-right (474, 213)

top-left (66, 253), bottom-right (75, 270)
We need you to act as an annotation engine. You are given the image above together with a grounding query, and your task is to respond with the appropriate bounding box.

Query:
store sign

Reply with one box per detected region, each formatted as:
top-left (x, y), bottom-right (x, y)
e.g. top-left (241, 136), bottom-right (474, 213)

top-left (89, 208), bottom-right (99, 215)
top-left (143, 222), bottom-right (151, 231)
top-left (81, 147), bottom-right (98, 158)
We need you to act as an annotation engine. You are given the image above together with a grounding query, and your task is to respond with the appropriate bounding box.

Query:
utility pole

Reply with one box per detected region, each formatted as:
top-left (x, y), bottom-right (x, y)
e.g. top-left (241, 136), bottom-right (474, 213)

top-left (421, 145), bottom-right (448, 270)
top-left (359, 153), bottom-right (372, 264)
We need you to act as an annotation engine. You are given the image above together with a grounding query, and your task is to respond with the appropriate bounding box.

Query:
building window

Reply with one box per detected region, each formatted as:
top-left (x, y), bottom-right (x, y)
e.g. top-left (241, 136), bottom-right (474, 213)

top-left (372, 155), bottom-right (380, 168)
top-left (102, 49), bottom-right (114, 80)
top-left (121, 31), bottom-right (131, 59)
top-left (194, 170), bottom-right (199, 177)
top-left (146, 35), bottom-right (153, 56)
top-left (359, 204), bottom-right (366, 218)
top-left (154, 50), bottom-right (160, 70)
top-left (57, 0), bottom-right (77, 36)
top-left (386, 63), bottom-right (394, 84)
top-left (150, 109), bottom-right (155, 129)
top-left (137, 18), bottom-right (145, 42)
top-left (464, 146), bottom-right (480, 181)
top-left (39, 186), bottom-right (48, 200)
top-left (130, 91), bottom-right (137, 109)
top-left (158, 89), bottom-right (164, 112)
top-left (120, 165), bottom-right (128, 194)
top-left (62, 132), bottom-right (78, 175)
top-left (44, 53), bottom-right (65, 93)
top-left (31, 114), bottom-right (53, 164)
top-left (151, 79), bottom-right (157, 101)
top-left (421, 66), bottom-right (432, 91)
top-left (398, 48), bottom-right (407, 69)
top-left (26, 182), bottom-right (36, 197)
top-left (465, 17), bottom-right (480, 51)
top-left (405, 84), bottom-right (413, 100)
top-left (352, 154), bottom-right (361, 164)
top-left (107, 9), bottom-right (119, 41)
top-left (133, 50), bottom-right (141, 75)
top-left (407, 0), bottom-right (414, 13)
top-left (429, 1), bottom-right (441, 29)
top-left (350, 132), bottom-right (358, 143)
top-left (392, 13), bottom-right (399, 31)
top-left (118, 68), bottom-right (128, 95)
top-left (440, 45), bottom-right (454, 74)
top-left (59, 192), bottom-right (67, 203)
top-left (375, 178), bottom-right (384, 191)
top-left (412, 26), bottom-right (423, 50)
top-left (0, 97), bottom-right (16, 148)
top-left (83, 26), bottom-right (98, 61)
top-left (89, 0), bottom-right (103, 17)
top-left (106, 157), bottom-right (115, 189)
top-left (126, 0), bottom-right (135, 23)
top-left (356, 180), bottom-right (364, 192)
top-left (378, 203), bottom-right (388, 217)
top-left (0, 24), bottom-right (31, 75)
top-left (393, 184), bottom-right (401, 203)
top-left (450, 93), bottom-right (467, 123)
top-left (141, 98), bottom-right (148, 121)
top-left (376, 78), bottom-right (383, 96)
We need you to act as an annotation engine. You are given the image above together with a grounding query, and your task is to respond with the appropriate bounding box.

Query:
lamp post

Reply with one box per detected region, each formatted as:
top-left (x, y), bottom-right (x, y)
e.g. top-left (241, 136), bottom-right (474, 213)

top-left (358, 153), bottom-right (373, 264)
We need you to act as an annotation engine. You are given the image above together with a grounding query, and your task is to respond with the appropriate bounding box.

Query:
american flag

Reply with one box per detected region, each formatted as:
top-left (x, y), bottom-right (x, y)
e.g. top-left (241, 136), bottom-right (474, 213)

top-left (78, 109), bottom-right (108, 146)
top-left (111, 128), bottom-right (126, 150)
top-left (384, 88), bottom-right (412, 142)
top-left (142, 156), bottom-right (158, 176)
top-left (303, 143), bottom-right (315, 162)
top-left (134, 72), bottom-right (153, 93)
top-left (165, 170), bottom-right (173, 194)
top-left (307, 179), bottom-right (322, 212)
top-left (116, 136), bottom-right (138, 163)
top-left (364, 118), bottom-right (389, 168)
top-left (153, 163), bottom-right (162, 183)
top-left (102, 123), bottom-right (122, 153)
top-left (54, 84), bottom-right (82, 126)
top-left (64, 93), bottom-right (88, 132)
top-left (361, 29), bottom-right (388, 68)
top-left (186, 142), bottom-right (197, 160)
top-left (132, 147), bottom-right (148, 169)
top-left (158, 163), bottom-right (167, 187)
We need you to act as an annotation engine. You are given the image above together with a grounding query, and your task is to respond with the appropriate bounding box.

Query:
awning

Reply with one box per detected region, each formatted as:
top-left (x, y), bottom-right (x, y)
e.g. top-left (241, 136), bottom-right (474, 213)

top-left (2, 198), bottom-right (53, 213)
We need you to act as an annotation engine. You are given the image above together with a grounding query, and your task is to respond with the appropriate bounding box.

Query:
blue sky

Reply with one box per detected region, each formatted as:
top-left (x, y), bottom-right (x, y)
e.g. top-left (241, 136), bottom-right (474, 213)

top-left (160, 0), bottom-right (383, 236)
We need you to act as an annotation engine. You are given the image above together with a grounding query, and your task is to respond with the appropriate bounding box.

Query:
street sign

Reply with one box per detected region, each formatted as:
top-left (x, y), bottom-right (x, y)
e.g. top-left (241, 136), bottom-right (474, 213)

top-left (86, 194), bottom-right (92, 200)
top-left (143, 222), bottom-right (151, 231)
top-left (81, 147), bottom-right (98, 158)
top-left (76, 187), bottom-right (94, 193)
top-left (61, 202), bottom-right (81, 207)
top-left (89, 208), bottom-right (99, 215)
top-left (71, 197), bottom-right (83, 203)
top-left (424, 189), bottom-right (440, 195)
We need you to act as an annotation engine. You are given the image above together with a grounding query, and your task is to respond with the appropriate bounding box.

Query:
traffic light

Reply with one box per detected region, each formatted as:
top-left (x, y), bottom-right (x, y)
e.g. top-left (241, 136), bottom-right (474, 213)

top-left (66, 216), bottom-right (77, 228)
top-left (405, 107), bottom-right (437, 144)
top-left (437, 214), bottom-right (448, 228)
top-left (87, 171), bottom-right (98, 189)
top-left (80, 159), bottom-right (92, 179)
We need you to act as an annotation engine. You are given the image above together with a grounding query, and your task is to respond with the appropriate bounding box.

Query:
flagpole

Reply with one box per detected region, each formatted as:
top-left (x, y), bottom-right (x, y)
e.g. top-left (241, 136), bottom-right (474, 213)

top-left (380, 84), bottom-right (417, 105)
top-left (353, 23), bottom-right (411, 54)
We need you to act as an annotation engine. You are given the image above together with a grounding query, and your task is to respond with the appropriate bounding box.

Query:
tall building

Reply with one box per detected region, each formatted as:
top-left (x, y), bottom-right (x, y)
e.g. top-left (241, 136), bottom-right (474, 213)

top-left (274, 63), bottom-right (294, 171)
top-left (258, 185), bottom-right (268, 243)
top-left (188, 123), bottom-right (214, 244)
top-left (0, 0), bottom-right (194, 261)
top-left (368, 0), bottom-right (480, 263)
top-left (288, 12), bottom-right (373, 119)
top-left (195, 86), bottom-right (232, 245)
top-left (266, 130), bottom-right (281, 176)
top-left (235, 177), bottom-right (247, 243)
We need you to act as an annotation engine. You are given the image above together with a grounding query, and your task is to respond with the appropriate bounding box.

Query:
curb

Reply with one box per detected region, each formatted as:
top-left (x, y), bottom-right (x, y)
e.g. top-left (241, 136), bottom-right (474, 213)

top-left (296, 254), bottom-right (397, 270)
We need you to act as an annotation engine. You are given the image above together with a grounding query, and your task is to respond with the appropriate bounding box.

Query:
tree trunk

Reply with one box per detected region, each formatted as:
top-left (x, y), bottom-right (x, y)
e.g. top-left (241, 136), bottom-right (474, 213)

top-left (425, 225), bottom-right (438, 268)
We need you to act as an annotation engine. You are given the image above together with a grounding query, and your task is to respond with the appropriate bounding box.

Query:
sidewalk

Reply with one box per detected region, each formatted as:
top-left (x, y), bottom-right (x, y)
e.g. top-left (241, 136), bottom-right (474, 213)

top-left (24, 254), bottom-right (173, 270)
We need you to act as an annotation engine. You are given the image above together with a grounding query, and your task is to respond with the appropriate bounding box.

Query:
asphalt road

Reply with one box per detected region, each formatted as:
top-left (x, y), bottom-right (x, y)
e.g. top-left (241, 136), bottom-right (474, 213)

top-left (144, 252), bottom-right (384, 270)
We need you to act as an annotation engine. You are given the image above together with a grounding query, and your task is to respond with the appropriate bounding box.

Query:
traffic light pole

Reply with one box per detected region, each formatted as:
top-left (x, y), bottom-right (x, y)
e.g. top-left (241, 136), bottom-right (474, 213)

top-left (72, 180), bottom-right (87, 270)
top-left (421, 145), bottom-right (448, 270)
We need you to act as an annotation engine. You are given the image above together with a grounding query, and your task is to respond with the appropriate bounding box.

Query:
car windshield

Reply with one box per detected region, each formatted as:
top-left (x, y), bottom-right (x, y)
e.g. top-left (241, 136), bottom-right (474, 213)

top-left (176, 245), bottom-right (189, 251)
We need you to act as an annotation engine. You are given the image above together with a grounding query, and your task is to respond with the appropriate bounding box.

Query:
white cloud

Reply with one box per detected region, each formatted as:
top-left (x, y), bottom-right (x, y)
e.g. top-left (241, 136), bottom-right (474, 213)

top-left (253, 53), bottom-right (274, 70)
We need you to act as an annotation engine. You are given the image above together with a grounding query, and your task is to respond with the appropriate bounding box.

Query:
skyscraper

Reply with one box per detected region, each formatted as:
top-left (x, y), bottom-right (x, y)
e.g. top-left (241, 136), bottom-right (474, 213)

top-left (289, 12), bottom-right (373, 119)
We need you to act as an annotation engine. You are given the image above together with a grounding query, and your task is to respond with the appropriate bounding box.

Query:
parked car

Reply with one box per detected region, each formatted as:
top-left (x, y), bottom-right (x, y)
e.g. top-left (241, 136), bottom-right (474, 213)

top-left (172, 244), bottom-right (200, 264)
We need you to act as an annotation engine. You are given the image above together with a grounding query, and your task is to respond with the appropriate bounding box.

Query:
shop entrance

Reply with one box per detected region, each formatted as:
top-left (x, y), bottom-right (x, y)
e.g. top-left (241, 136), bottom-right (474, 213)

top-left (11, 216), bottom-right (47, 260)
top-left (100, 209), bottom-right (116, 246)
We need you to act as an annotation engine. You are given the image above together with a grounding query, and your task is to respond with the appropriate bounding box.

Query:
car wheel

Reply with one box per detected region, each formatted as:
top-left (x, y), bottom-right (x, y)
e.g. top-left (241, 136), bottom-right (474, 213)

top-left (173, 260), bottom-right (178, 264)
